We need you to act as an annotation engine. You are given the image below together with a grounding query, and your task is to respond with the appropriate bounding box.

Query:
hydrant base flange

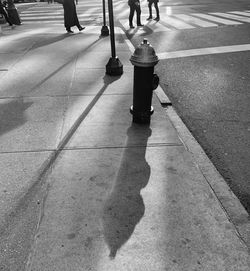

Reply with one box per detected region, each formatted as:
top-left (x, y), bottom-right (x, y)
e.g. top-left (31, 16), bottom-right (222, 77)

top-left (130, 106), bottom-right (154, 124)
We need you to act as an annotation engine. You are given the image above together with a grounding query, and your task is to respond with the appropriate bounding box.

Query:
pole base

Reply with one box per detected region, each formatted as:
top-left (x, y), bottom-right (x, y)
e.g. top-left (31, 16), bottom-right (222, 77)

top-left (130, 106), bottom-right (154, 124)
top-left (106, 57), bottom-right (123, 76)
top-left (101, 25), bottom-right (109, 36)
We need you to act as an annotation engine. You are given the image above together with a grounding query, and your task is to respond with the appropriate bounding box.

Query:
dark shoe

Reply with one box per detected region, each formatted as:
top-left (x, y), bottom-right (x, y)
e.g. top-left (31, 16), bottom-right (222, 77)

top-left (137, 24), bottom-right (144, 27)
top-left (129, 25), bottom-right (135, 29)
top-left (78, 26), bottom-right (85, 31)
top-left (154, 17), bottom-right (160, 21)
top-left (146, 16), bottom-right (152, 20)
top-left (67, 29), bottom-right (74, 33)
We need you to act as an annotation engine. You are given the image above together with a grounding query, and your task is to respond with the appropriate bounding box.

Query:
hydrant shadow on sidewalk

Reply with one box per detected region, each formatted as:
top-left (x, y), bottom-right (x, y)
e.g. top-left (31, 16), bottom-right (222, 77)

top-left (102, 124), bottom-right (152, 259)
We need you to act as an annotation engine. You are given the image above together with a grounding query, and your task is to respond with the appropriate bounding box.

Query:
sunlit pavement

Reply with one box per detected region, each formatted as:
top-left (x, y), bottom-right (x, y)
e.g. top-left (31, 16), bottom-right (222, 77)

top-left (0, 9), bottom-right (249, 271)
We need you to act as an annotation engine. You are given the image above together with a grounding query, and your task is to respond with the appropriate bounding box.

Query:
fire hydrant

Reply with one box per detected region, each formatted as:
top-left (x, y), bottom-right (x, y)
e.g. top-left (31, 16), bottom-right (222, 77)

top-left (130, 39), bottom-right (159, 124)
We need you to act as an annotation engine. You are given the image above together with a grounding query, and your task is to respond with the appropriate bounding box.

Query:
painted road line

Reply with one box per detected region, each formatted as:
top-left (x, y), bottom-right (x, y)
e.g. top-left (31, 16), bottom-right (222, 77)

top-left (20, 14), bottom-right (99, 21)
top-left (145, 19), bottom-right (171, 32)
top-left (157, 44), bottom-right (250, 59)
top-left (20, 15), bottom-right (99, 22)
top-left (26, 6), bottom-right (62, 10)
top-left (174, 14), bottom-right (218, 27)
top-left (119, 19), bottom-right (148, 33)
top-left (79, 7), bottom-right (100, 15)
top-left (160, 15), bottom-right (195, 29)
top-left (20, 14), bottom-right (63, 19)
top-left (210, 12), bottom-right (250, 23)
top-left (228, 11), bottom-right (250, 17)
top-left (21, 11), bottom-right (62, 14)
top-left (20, 16), bottom-right (64, 20)
top-left (113, 1), bottom-right (126, 10)
top-left (119, 18), bottom-right (168, 33)
top-left (115, 3), bottom-right (130, 18)
top-left (21, 21), bottom-right (63, 24)
top-left (116, 27), bottom-right (135, 53)
top-left (191, 13), bottom-right (242, 25)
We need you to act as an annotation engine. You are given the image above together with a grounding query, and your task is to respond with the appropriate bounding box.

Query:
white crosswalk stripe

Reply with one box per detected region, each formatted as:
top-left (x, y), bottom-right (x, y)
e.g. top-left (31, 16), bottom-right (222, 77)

top-left (159, 14), bottom-right (195, 29)
top-left (191, 13), bottom-right (242, 25)
top-left (19, 3), bottom-right (250, 33)
top-left (228, 11), bottom-right (250, 17)
top-left (173, 14), bottom-right (218, 27)
top-left (210, 12), bottom-right (250, 23)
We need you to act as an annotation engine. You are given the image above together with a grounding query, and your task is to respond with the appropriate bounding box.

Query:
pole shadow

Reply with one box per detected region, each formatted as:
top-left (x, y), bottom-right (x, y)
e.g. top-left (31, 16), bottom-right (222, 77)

top-left (102, 123), bottom-right (152, 258)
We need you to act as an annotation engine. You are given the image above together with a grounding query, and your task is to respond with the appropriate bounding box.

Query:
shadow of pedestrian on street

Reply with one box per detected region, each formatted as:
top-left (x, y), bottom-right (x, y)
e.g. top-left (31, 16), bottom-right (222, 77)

top-left (30, 33), bottom-right (72, 50)
top-left (102, 123), bottom-right (152, 259)
top-left (0, 98), bottom-right (33, 136)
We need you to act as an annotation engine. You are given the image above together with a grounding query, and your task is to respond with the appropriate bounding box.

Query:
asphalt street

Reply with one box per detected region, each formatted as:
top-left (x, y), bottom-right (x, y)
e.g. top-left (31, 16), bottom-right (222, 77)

top-left (127, 0), bottom-right (250, 213)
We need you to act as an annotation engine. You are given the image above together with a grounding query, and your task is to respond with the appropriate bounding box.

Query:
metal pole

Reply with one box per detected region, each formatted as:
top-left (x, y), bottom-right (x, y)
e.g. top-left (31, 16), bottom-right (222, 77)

top-left (106, 0), bottom-right (123, 75)
top-left (108, 0), bottom-right (115, 57)
top-left (101, 0), bottom-right (109, 36)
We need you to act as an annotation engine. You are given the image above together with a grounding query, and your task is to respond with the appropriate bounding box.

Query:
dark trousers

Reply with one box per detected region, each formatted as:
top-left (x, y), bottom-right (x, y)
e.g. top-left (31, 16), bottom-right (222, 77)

top-left (129, 4), bottom-right (141, 26)
top-left (148, 1), bottom-right (159, 18)
top-left (0, 6), bottom-right (12, 25)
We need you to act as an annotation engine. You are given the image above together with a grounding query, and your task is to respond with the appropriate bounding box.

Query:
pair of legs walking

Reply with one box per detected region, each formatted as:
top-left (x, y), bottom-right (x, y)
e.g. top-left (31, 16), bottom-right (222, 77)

top-left (129, 4), bottom-right (143, 28)
top-left (147, 1), bottom-right (160, 21)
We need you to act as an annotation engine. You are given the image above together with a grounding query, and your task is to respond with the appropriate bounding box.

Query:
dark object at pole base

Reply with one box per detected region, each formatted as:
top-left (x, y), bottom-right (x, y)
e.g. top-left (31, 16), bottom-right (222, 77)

top-left (7, 7), bottom-right (21, 25)
top-left (101, 25), bottom-right (109, 36)
top-left (130, 106), bottom-right (154, 124)
top-left (106, 56), bottom-right (123, 76)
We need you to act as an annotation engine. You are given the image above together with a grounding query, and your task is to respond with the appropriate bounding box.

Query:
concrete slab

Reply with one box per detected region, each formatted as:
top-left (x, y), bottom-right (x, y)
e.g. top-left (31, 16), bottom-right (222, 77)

top-left (0, 56), bottom-right (77, 97)
top-left (27, 146), bottom-right (249, 271)
top-left (0, 96), bottom-right (67, 152)
top-left (0, 37), bottom-right (37, 54)
top-left (71, 67), bottom-right (134, 95)
top-left (0, 53), bottom-right (23, 70)
top-left (76, 51), bottom-right (131, 69)
top-left (60, 94), bottom-right (181, 148)
top-left (0, 33), bottom-right (102, 97)
top-left (0, 151), bottom-right (52, 222)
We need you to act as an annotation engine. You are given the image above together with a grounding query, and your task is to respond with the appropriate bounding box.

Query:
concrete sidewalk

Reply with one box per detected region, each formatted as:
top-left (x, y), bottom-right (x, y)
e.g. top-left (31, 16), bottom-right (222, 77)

top-left (0, 20), bottom-right (249, 271)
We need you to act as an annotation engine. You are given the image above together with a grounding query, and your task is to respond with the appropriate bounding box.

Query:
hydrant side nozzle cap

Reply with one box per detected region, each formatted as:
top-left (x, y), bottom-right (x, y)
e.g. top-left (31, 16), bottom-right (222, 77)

top-left (130, 39), bottom-right (159, 67)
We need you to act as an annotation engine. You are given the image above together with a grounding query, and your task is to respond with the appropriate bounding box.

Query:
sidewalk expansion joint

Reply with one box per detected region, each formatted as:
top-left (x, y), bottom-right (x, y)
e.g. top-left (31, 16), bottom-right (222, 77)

top-left (0, 93), bottom-right (132, 99)
top-left (0, 149), bottom-right (56, 155)
top-left (0, 143), bottom-right (184, 154)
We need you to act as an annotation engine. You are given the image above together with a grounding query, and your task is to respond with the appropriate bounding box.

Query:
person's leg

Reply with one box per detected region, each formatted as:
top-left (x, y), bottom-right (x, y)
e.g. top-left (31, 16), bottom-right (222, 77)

top-left (129, 6), bottom-right (135, 28)
top-left (2, 9), bottom-right (12, 26)
top-left (73, 8), bottom-right (84, 31)
top-left (154, 1), bottom-right (160, 20)
top-left (75, 19), bottom-right (83, 30)
top-left (136, 5), bottom-right (143, 26)
top-left (66, 27), bottom-right (73, 33)
top-left (147, 2), bottom-right (152, 20)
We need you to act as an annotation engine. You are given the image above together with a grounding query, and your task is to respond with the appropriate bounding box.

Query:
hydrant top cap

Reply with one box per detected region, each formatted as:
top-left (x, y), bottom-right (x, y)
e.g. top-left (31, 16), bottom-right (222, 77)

top-left (130, 39), bottom-right (159, 67)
